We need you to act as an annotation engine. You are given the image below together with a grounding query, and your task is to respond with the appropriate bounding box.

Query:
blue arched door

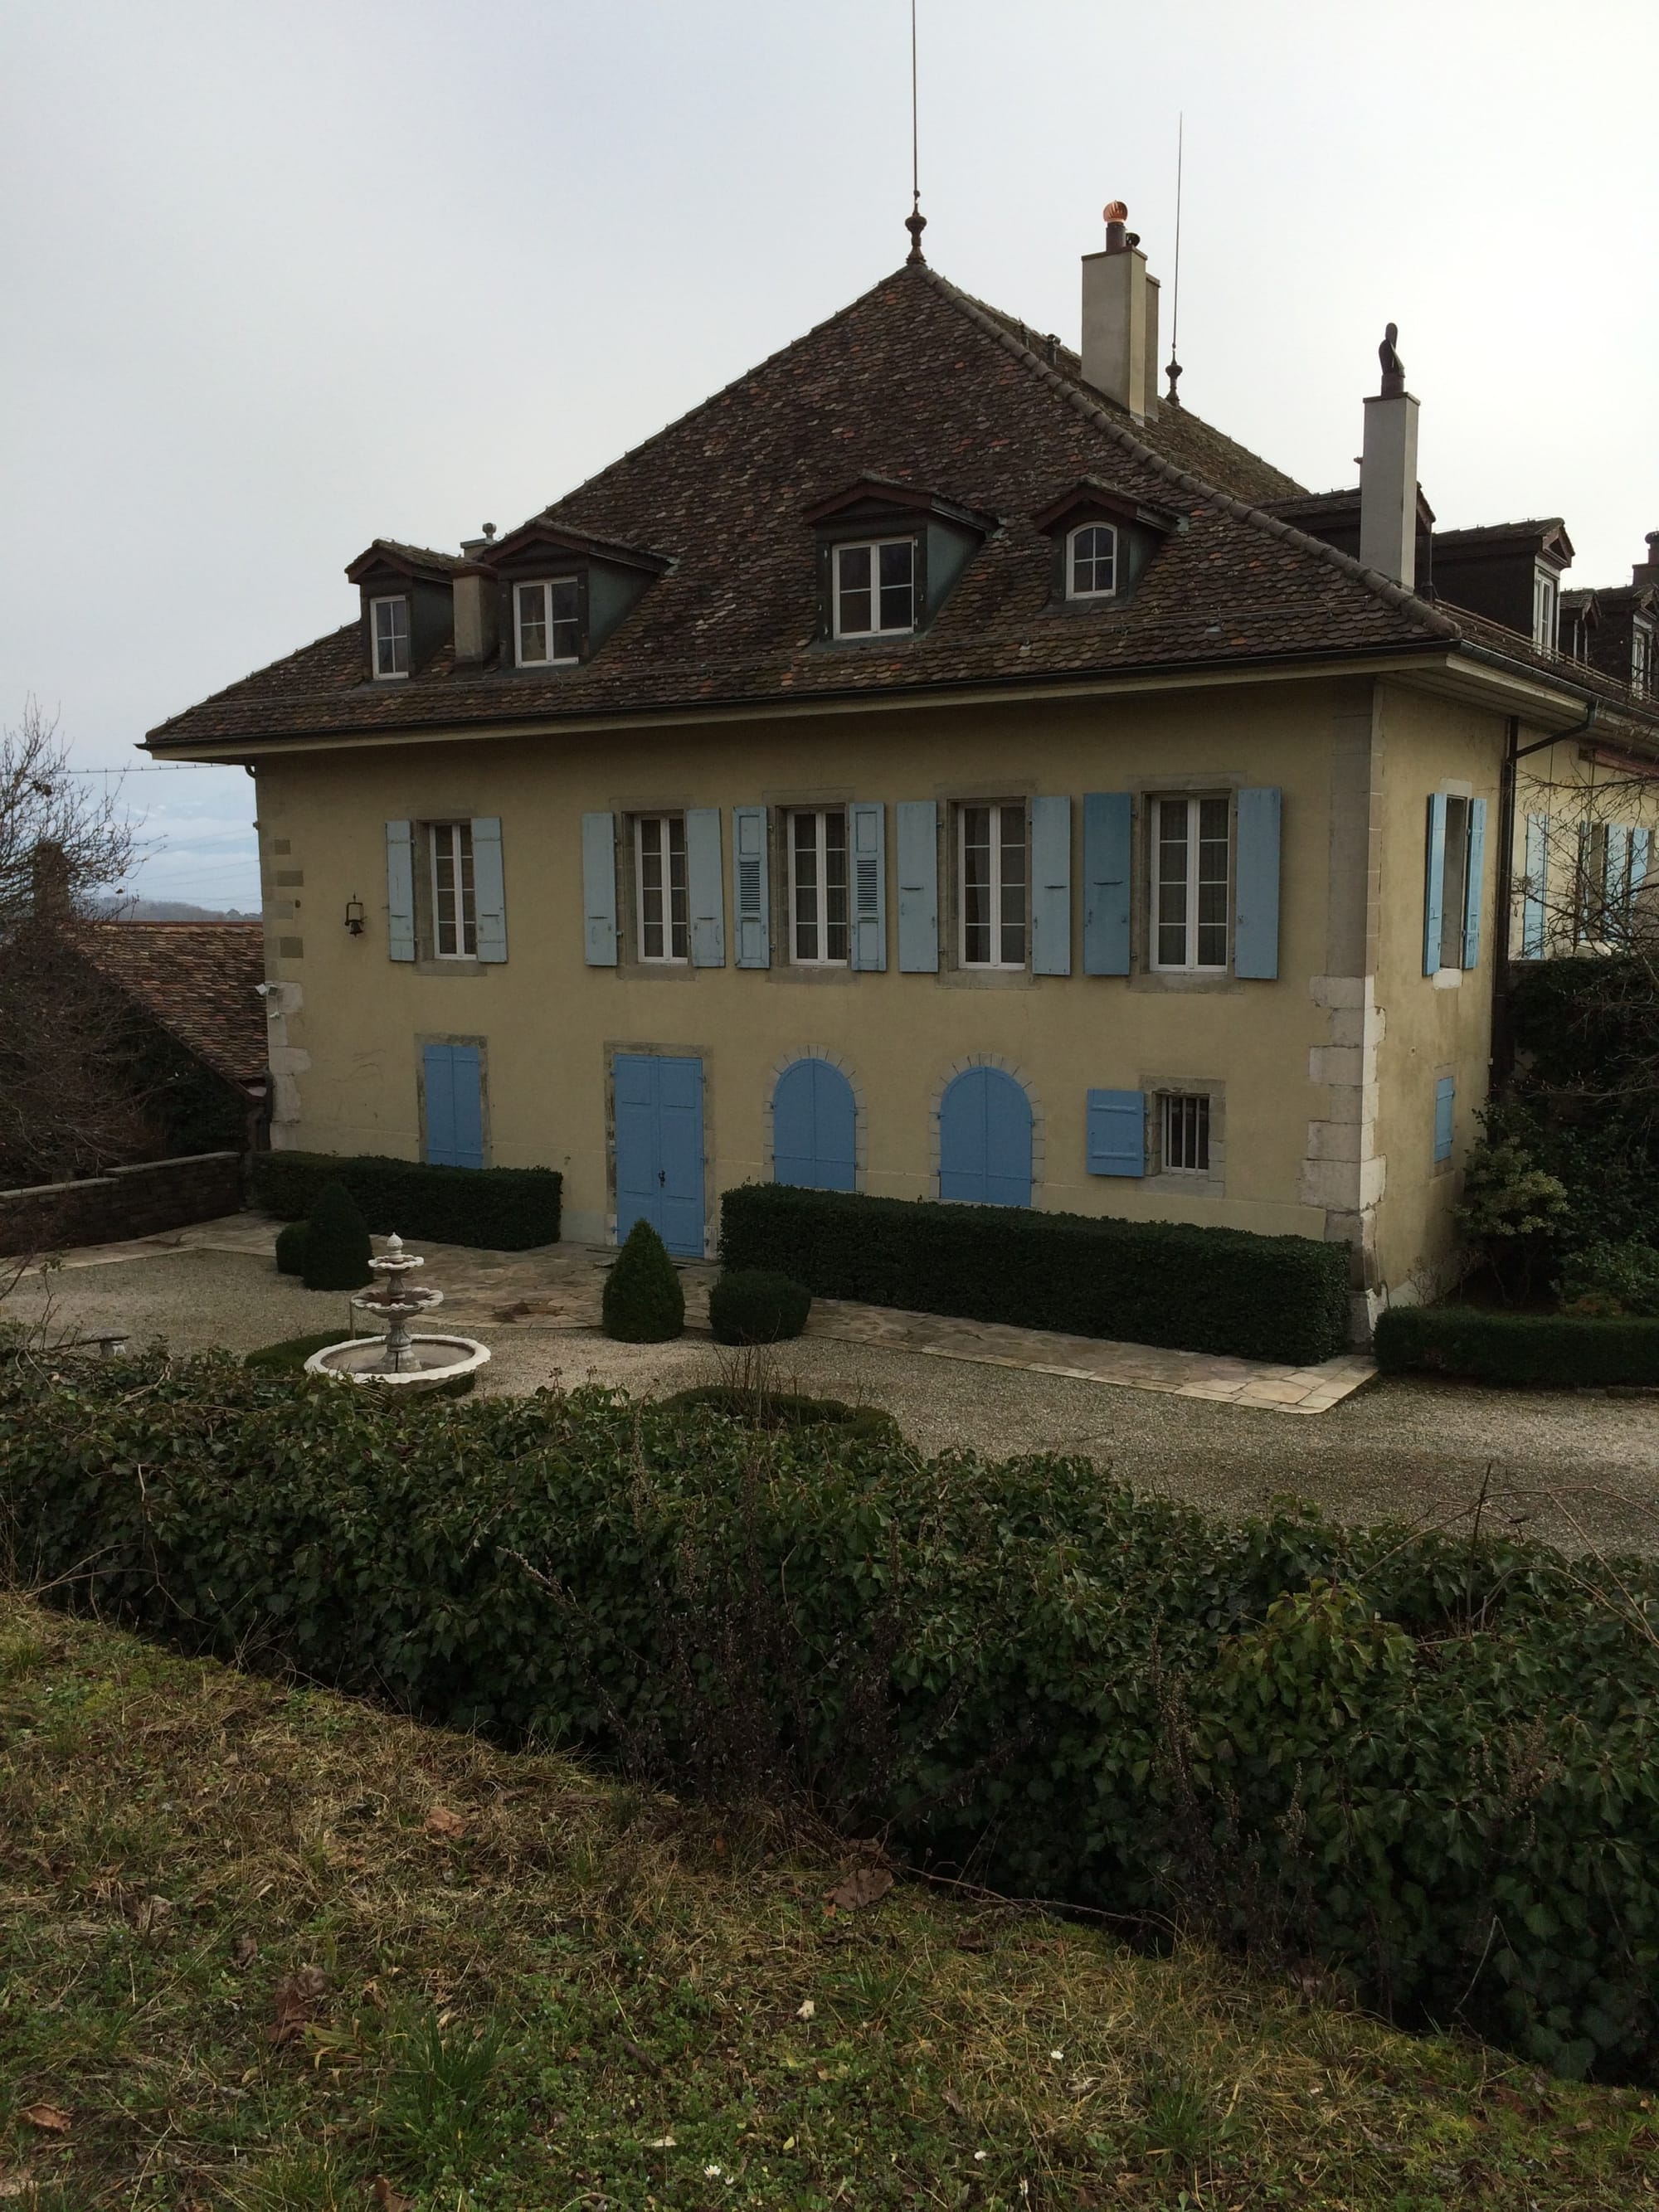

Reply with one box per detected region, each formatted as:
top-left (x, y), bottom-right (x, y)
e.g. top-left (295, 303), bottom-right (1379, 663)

top-left (939, 1067), bottom-right (1032, 1207)
top-left (771, 1058), bottom-right (856, 1191)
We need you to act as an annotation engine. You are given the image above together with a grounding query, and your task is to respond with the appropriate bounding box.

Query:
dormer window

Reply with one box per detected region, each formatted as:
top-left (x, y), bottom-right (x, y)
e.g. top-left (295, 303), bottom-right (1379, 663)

top-left (833, 539), bottom-right (916, 639)
top-left (1068, 523), bottom-right (1118, 600)
top-left (1634, 624), bottom-right (1652, 695)
top-left (1532, 569), bottom-right (1559, 650)
top-left (372, 595), bottom-right (410, 679)
top-left (515, 578), bottom-right (580, 667)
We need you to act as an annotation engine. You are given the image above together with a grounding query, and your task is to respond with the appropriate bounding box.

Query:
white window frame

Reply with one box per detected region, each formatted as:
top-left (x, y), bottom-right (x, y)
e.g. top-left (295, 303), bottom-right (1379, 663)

top-left (371, 594), bottom-right (410, 680)
top-left (1160, 1091), bottom-right (1211, 1174)
top-left (635, 814), bottom-right (689, 965)
top-left (1150, 793), bottom-right (1233, 974)
top-left (1067, 522), bottom-right (1119, 600)
top-left (831, 537), bottom-right (917, 639)
top-left (787, 807), bottom-right (849, 966)
top-left (429, 821), bottom-right (476, 959)
top-left (957, 800), bottom-right (1028, 970)
top-left (1532, 569), bottom-right (1559, 651)
top-left (1633, 623), bottom-right (1652, 695)
top-left (513, 576), bottom-right (581, 668)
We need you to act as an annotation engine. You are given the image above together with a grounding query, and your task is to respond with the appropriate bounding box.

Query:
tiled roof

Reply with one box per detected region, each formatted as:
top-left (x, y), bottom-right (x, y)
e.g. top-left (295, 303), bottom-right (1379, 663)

top-left (78, 922), bottom-right (267, 1087)
top-left (144, 260), bottom-right (1653, 755)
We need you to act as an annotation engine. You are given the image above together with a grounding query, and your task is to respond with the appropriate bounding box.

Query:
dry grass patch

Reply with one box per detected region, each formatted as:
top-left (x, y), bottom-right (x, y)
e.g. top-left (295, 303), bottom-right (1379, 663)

top-left (0, 1593), bottom-right (1652, 2209)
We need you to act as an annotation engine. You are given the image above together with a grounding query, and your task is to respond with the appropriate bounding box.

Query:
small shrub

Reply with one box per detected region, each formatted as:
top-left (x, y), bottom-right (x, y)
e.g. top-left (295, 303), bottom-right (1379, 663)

top-left (601, 1220), bottom-right (684, 1343)
top-left (1457, 1133), bottom-right (1573, 1300)
top-left (1374, 1304), bottom-right (1659, 1387)
top-left (708, 1268), bottom-right (811, 1345)
top-left (1558, 1238), bottom-right (1659, 1320)
top-left (659, 1383), bottom-right (897, 1444)
top-left (252, 1150), bottom-right (561, 1251)
top-left (300, 1182), bottom-right (372, 1293)
top-left (273, 1221), bottom-right (309, 1277)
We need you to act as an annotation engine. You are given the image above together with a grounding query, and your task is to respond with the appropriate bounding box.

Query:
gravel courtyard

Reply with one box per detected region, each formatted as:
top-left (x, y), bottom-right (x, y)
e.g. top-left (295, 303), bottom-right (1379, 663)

top-left (7, 1242), bottom-right (1656, 1556)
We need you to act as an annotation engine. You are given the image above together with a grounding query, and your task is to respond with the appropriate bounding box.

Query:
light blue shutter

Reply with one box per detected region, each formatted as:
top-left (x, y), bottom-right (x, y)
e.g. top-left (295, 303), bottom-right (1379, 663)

top-left (772, 1058), bottom-right (857, 1191)
top-left (897, 800), bottom-right (938, 973)
top-left (1607, 824), bottom-right (1632, 926)
top-left (424, 1043), bottom-right (484, 1169)
top-left (471, 816), bottom-right (507, 961)
top-left (849, 801), bottom-right (887, 971)
top-left (386, 820), bottom-right (416, 961)
top-left (1423, 794), bottom-right (1448, 975)
top-left (1521, 814), bottom-right (1548, 958)
top-left (581, 811), bottom-right (617, 966)
top-left (1234, 786), bottom-right (1282, 980)
top-left (1082, 793), bottom-right (1132, 975)
top-left (1632, 828), bottom-right (1652, 899)
top-left (1029, 795), bottom-right (1072, 976)
top-left (686, 808), bottom-right (725, 966)
top-left (1433, 1075), bottom-right (1455, 1164)
top-left (1086, 1088), bottom-right (1145, 1176)
top-left (1460, 795), bottom-right (1486, 970)
top-left (732, 805), bottom-right (770, 969)
top-left (939, 1067), bottom-right (1032, 1208)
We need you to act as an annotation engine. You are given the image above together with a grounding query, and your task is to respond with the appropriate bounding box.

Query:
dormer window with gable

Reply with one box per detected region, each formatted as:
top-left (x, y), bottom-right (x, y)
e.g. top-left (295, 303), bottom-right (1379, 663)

top-left (348, 542), bottom-right (461, 682)
top-left (1533, 568), bottom-right (1559, 650)
top-left (1633, 622), bottom-right (1652, 695)
top-left (832, 540), bottom-right (916, 638)
top-left (514, 577), bottom-right (581, 666)
top-left (477, 518), bottom-right (668, 675)
top-left (1034, 482), bottom-right (1180, 611)
top-left (1067, 523), bottom-right (1118, 600)
top-left (371, 595), bottom-right (410, 678)
top-left (805, 479), bottom-right (993, 645)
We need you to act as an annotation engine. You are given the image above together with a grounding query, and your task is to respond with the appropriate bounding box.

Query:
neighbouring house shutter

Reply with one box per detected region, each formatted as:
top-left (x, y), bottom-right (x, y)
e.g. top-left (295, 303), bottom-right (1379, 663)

top-left (1433, 1075), bottom-right (1456, 1164)
top-left (849, 801), bottom-right (887, 971)
top-left (686, 808), bottom-right (725, 965)
top-left (896, 800), bottom-right (938, 973)
top-left (581, 811), bottom-right (618, 966)
top-left (1521, 814), bottom-right (1548, 958)
top-left (1632, 827), bottom-right (1652, 899)
top-left (386, 820), bottom-right (416, 961)
top-left (1029, 795), bottom-right (1072, 975)
top-left (1460, 795), bottom-right (1486, 969)
top-left (1082, 792), bottom-right (1133, 975)
top-left (732, 805), bottom-right (770, 969)
top-left (1233, 786), bottom-right (1282, 980)
top-left (1423, 793), bottom-right (1448, 975)
top-left (471, 816), bottom-right (507, 961)
top-left (1607, 824), bottom-right (1632, 922)
top-left (1086, 1088), bottom-right (1146, 1176)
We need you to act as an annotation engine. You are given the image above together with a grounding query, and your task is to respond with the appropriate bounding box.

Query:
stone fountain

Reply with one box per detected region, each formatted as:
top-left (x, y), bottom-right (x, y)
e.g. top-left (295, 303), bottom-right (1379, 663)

top-left (304, 1232), bottom-right (491, 1392)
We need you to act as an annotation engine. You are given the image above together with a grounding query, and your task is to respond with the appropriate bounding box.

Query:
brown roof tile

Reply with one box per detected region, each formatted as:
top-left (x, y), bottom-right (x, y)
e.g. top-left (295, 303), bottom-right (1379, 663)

top-left (78, 921), bottom-right (267, 1087)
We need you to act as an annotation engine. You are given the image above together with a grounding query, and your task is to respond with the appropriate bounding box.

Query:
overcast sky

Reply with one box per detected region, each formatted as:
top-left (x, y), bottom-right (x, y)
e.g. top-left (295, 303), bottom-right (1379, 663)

top-left (3, 0), bottom-right (1654, 908)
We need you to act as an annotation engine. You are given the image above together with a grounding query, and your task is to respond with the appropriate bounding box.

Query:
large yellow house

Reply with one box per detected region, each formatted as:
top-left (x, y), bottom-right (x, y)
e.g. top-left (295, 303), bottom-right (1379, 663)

top-left (147, 211), bottom-right (1659, 1337)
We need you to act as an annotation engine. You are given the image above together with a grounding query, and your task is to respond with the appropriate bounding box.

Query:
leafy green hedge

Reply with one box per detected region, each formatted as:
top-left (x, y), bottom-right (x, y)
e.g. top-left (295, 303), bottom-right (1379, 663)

top-left (4, 1355), bottom-right (1656, 2084)
top-left (252, 1151), bottom-right (561, 1251)
top-left (720, 1184), bottom-right (1350, 1366)
top-left (659, 1383), bottom-right (896, 1443)
top-left (1375, 1305), bottom-right (1659, 1388)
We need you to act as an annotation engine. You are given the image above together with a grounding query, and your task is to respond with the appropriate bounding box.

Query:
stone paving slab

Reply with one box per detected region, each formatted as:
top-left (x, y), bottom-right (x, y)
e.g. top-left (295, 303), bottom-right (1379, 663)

top-left (27, 1214), bottom-right (1374, 1417)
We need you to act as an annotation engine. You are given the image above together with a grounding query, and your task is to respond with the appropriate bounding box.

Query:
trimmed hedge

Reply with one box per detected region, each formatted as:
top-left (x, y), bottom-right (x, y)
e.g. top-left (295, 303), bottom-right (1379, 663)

top-left (708, 1268), bottom-right (811, 1345)
top-left (602, 1219), bottom-right (684, 1342)
top-left (721, 1184), bottom-right (1350, 1366)
top-left (3, 1354), bottom-right (1657, 2084)
top-left (300, 1179), bottom-right (372, 1292)
top-left (273, 1221), bottom-right (309, 1276)
top-left (1375, 1305), bottom-right (1659, 1388)
top-left (252, 1150), bottom-right (561, 1252)
top-left (659, 1383), bottom-right (896, 1443)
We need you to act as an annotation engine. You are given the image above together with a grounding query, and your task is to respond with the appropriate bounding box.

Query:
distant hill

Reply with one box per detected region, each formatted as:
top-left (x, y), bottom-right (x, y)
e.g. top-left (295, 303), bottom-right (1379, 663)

top-left (95, 898), bottom-right (258, 923)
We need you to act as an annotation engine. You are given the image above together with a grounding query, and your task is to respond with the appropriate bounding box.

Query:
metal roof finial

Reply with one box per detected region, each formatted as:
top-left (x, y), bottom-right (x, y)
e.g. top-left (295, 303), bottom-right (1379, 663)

top-left (904, 0), bottom-right (927, 264)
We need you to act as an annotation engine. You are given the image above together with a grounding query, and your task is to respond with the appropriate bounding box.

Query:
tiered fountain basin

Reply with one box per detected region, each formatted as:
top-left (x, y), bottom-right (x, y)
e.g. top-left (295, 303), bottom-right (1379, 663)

top-left (304, 1232), bottom-right (490, 1393)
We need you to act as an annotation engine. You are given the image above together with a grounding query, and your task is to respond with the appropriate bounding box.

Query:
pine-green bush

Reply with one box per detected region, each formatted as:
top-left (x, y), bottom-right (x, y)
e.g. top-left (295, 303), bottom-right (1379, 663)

top-left (708, 1269), bottom-right (811, 1345)
top-left (601, 1220), bottom-right (684, 1343)
top-left (300, 1181), bottom-right (372, 1293)
top-left (273, 1221), bottom-right (309, 1276)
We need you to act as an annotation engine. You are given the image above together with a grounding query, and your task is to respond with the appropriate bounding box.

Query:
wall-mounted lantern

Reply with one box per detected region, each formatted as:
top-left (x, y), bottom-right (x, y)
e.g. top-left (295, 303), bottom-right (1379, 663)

top-left (344, 895), bottom-right (366, 937)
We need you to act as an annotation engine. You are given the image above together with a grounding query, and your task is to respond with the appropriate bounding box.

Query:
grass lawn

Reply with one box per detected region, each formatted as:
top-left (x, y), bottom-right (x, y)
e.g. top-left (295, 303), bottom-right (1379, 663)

top-left (0, 1594), bottom-right (1653, 2210)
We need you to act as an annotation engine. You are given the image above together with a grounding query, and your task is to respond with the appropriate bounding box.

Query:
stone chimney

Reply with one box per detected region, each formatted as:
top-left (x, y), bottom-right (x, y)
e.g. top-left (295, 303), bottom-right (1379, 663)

top-left (453, 525), bottom-right (499, 666)
top-left (1359, 323), bottom-right (1419, 588)
top-left (1081, 202), bottom-right (1160, 425)
top-left (1632, 530), bottom-right (1659, 588)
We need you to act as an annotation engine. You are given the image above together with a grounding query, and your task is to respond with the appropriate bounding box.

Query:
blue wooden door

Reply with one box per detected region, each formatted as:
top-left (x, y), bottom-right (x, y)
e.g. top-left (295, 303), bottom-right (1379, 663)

top-left (772, 1058), bottom-right (856, 1191)
top-left (614, 1053), bottom-right (705, 1256)
top-left (423, 1043), bottom-right (484, 1169)
top-left (939, 1067), bottom-right (1031, 1207)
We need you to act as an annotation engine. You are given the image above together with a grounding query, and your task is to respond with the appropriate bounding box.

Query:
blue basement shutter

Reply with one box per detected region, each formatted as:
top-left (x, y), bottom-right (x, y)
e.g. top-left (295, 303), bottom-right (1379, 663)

top-left (423, 1043), bottom-right (484, 1170)
top-left (471, 816), bottom-right (507, 961)
top-left (1082, 792), bottom-right (1132, 975)
top-left (1521, 814), bottom-right (1548, 958)
top-left (1086, 1088), bottom-right (1146, 1176)
top-left (1460, 795), bottom-right (1486, 969)
top-left (896, 800), bottom-right (938, 973)
top-left (686, 808), bottom-right (725, 966)
top-left (1234, 786), bottom-right (1282, 979)
top-left (939, 1067), bottom-right (1032, 1207)
top-left (1423, 794), bottom-right (1448, 975)
top-left (849, 801), bottom-right (887, 971)
top-left (1029, 795), bottom-right (1072, 975)
top-left (772, 1058), bottom-right (857, 1191)
top-left (386, 820), bottom-right (416, 961)
top-left (1433, 1075), bottom-right (1455, 1164)
top-left (732, 805), bottom-right (770, 969)
top-left (581, 812), bottom-right (617, 966)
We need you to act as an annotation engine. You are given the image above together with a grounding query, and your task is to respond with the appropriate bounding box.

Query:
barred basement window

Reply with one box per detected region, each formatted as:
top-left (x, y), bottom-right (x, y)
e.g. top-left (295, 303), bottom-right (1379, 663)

top-left (789, 808), bottom-right (849, 964)
top-left (1161, 1092), bottom-right (1210, 1174)
top-left (430, 822), bottom-right (476, 958)
top-left (635, 814), bottom-right (689, 963)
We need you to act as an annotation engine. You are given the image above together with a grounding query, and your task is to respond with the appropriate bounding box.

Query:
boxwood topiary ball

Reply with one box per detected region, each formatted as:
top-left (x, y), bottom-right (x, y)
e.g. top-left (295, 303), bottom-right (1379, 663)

top-left (708, 1268), bottom-right (812, 1346)
top-left (602, 1218), bottom-right (685, 1343)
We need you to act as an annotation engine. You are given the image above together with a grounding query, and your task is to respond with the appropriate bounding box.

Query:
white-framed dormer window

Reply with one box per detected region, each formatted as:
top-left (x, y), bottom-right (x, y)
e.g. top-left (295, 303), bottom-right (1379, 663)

top-left (635, 814), bottom-right (689, 963)
top-left (1067, 523), bottom-right (1118, 600)
top-left (430, 821), bottom-right (476, 958)
top-left (789, 808), bottom-right (849, 965)
top-left (372, 595), bottom-right (410, 679)
top-left (515, 578), bottom-right (581, 667)
top-left (959, 801), bottom-right (1027, 969)
top-left (832, 538), bottom-right (916, 638)
top-left (1532, 569), bottom-right (1559, 650)
top-left (1633, 624), bottom-right (1653, 695)
top-left (1160, 1091), bottom-right (1211, 1174)
top-left (1151, 795), bottom-right (1230, 972)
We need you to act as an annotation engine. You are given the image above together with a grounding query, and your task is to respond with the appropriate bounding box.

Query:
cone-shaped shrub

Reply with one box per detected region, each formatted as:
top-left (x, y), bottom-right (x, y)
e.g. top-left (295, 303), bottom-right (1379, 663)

top-left (274, 1221), bottom-right (309, 1276)
top-left (300, 1180), bottom-right (372, 1292)
top-left (602, 1219), bottom-right (684, 1342)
